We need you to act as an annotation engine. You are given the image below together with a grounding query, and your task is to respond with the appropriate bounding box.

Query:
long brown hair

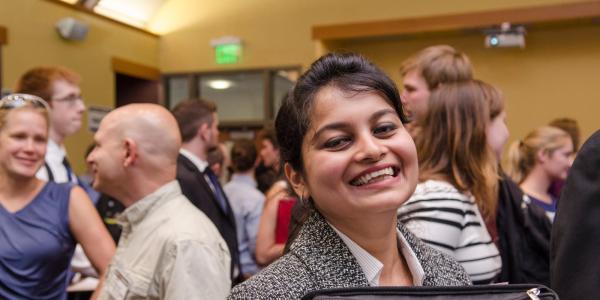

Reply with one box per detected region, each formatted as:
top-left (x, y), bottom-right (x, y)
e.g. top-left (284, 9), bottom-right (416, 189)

top-left (415, 81), bottom-right (498, 218)
top-left (475, 79), bottom-right (504, 120)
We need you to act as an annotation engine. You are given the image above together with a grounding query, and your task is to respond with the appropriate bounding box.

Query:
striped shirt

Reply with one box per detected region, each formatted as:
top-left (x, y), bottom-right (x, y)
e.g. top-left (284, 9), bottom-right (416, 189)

top-left (397, 180), bottom-right (502, 284)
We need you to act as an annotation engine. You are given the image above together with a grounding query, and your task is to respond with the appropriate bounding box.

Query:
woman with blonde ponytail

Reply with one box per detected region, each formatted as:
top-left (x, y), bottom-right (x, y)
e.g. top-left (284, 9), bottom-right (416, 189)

top-left (398, 81), bottom-right (502, 284)
top-left (505, 126), bottom-right (574, 221)
top-left (479, 81), bottom-right (553, 285)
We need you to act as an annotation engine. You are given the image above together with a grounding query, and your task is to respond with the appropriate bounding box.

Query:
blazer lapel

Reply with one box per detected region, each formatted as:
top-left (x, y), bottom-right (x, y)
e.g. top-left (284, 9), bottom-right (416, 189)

top-left (289, 212), bottom-right (368, 288)
top-left (178, 154), bottom-right (224, 212)
top-left (397, 221), bottom-right (460, 286)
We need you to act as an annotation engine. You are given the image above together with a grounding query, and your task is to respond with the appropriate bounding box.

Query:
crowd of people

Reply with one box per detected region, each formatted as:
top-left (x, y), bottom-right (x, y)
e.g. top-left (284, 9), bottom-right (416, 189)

top-left (0, 45), bottom-right (595, 300)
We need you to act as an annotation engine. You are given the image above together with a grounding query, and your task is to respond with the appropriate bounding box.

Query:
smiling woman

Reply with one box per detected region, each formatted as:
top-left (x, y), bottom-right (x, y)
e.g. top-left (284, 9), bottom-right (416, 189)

top-left (228, 53), bottom-right (470, 300)
top-left (0, 94), bottom-right (115, 299)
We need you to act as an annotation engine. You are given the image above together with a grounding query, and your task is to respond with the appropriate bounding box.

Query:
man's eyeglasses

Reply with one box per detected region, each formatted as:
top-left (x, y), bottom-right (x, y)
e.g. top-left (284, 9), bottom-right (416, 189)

top-left (0, 93), bottom-right (50, 111)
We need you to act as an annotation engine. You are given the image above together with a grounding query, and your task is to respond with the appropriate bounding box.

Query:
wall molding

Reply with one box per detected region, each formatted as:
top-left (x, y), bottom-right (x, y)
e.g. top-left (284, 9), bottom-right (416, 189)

top-left (312, 1), bottom-right (600, 40)
top-left (112, 57), bottom-right (160, 81)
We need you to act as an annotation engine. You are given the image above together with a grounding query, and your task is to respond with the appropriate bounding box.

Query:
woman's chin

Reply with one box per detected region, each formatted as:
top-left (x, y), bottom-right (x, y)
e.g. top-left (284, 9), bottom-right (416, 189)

top-left (358, 194), bottom-right (409, 214)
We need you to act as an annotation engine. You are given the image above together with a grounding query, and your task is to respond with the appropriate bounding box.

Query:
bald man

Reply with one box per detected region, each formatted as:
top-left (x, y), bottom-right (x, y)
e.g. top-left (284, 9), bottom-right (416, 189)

top-left (88, 104), bottom-right (231, 299)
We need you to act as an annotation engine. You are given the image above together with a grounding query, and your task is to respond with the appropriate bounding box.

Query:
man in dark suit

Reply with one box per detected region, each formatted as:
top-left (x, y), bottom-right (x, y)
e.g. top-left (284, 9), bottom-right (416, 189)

top-left (171, 98), bottom-right (241, 284)
top-left (551, 129), bottom-right (600, 300)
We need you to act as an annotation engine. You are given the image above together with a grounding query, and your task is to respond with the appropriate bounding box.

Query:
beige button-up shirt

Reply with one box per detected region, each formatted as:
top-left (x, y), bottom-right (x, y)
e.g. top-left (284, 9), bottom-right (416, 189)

top-left (98, 181), bottom-right (231, 299)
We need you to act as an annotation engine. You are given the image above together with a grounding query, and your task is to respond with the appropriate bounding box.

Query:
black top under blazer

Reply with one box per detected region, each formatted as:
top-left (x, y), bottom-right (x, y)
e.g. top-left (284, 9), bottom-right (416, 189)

top-left (176, 154), bottom-right (240, 280)
top-left (229, 211), bottom-right (471, 299)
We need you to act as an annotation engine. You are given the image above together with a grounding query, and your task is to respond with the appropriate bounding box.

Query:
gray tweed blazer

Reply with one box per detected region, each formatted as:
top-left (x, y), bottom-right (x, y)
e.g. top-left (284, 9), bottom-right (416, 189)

top-left (228, 212), bottom-right (471, 299)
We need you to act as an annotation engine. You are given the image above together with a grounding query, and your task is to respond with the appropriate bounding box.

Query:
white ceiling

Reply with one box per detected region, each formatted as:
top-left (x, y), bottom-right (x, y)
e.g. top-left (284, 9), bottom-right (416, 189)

top-left (59, 0), bottom-right (168, 29)
top-left (94, 0), bottom-right (167, 28)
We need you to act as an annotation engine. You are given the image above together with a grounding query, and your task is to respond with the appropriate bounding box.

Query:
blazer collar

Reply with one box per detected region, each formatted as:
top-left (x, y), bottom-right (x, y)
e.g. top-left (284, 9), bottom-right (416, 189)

top-left (178, 153), bottom-right (198, 172)
top-left (289, 210), bottom-right (446, 287)
top-left (289, 212), bottom-right (369, 288)
top-left (179, 148), bottom-right (208, 172)
top-left (396, 220), bottom-right (443, 285)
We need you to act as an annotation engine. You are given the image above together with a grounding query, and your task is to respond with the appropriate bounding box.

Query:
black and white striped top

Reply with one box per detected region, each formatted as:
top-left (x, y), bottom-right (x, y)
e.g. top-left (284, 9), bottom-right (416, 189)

top-left (398, 180), bottom-right (502, 284)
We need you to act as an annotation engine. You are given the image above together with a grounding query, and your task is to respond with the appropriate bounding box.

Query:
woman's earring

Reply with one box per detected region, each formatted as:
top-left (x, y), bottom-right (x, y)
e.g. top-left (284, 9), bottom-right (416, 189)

top-left (299, 190), bottom-right (308, 205)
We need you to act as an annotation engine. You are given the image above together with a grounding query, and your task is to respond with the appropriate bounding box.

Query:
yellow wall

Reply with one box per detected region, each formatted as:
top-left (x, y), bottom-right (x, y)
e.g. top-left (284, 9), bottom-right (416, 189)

top-left (1, 0), bottom-right (159, 172)
top-left (1, 0), bottom-right (597, 171)
top-left (337, 23), bottom-right (600, 148)
top-left (150, 0), bottom-right (585, 71)
top-left (151, 0), bottom-right (598, 146)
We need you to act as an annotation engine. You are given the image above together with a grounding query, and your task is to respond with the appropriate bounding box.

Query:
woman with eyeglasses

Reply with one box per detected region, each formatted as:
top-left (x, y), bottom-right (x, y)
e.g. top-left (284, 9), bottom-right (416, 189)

top-left (229, 53), bottom-right (469, 300)
top-left (0, 94), bottom-right (115, 300)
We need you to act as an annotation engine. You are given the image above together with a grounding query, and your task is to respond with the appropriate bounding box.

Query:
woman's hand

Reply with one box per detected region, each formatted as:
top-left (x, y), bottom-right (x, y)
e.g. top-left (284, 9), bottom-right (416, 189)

top-left (265, 180), bottom-right (289, 203)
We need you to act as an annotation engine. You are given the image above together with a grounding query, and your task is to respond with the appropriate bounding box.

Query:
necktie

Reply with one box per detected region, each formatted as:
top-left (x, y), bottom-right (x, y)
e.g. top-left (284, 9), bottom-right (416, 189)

top-left (204, 168), bottom-right (229, 214)
top-left (62, 157), bottom-right (75, 182)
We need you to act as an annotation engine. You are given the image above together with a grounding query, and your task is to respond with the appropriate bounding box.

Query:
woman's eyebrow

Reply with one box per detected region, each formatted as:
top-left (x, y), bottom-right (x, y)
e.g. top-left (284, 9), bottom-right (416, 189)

top-left (369, 108), bottom-right (397, 122)
top-left (311, 122), bottom-right (348, 144)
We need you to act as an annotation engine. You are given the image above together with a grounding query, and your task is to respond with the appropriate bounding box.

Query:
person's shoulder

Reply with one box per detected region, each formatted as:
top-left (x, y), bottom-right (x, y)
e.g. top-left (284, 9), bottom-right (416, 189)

top-left (407, 180), bottom-right (471, 205)
top-left (175, 155), bottom-right (200, 177)
top-left (415, 179), bottom-right (462, 194)
top-left (175, 160), bottom-right (196, 179)
top-left (228, 254), bottom-right (314, 300)
top-left (44, 180), bottom-right (74, 192)
top-left (158, 196), bottom-right (223, 239)
top-left (40, 181), bottom-right (75, 205)
top-left (223, 180), bottom-right (244, 195)
top-left (154, 216), bottom-right (228, 268)
top-left (246, 186), bottom-right (266, 203)
top-left (223, 180), bottom-right (235, 190)
top-left (226, 181), bottom-right (265, 202)
top-left (172, 196), bottom-right (213, 220)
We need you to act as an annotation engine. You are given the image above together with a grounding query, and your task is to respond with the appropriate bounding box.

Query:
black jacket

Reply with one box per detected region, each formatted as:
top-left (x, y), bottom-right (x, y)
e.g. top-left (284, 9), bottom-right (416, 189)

top-left (176, 154), bottom-right (241, 282)
top-left (496, 173), bottom-right (552, 285)
top-left (551, 130), bottom-right (600, 300)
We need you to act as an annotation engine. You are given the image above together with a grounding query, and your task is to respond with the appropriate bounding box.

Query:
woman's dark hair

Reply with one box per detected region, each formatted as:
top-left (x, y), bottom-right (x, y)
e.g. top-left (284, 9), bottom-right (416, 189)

top-left (275, 52), bottom-right (407, 174)
top-left (259, 124), bottom-right (279, 149)
top-left (231, 139), bottom-right (257, 172)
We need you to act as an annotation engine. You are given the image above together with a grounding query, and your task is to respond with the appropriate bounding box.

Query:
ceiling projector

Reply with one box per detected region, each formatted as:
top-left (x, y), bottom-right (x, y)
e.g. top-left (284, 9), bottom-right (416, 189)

top-left (485, 23), bottom-right (526, 48)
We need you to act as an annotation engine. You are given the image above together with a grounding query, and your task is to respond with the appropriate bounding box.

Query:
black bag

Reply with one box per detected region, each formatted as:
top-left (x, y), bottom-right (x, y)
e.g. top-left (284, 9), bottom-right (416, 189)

top-left (301, 284), bottom-right (558, 300)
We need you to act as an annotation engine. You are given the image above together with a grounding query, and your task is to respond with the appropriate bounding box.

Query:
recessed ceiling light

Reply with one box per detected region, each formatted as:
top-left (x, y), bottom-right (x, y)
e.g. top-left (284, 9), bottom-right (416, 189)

top-left (208, 80), bottom-right (233, 90)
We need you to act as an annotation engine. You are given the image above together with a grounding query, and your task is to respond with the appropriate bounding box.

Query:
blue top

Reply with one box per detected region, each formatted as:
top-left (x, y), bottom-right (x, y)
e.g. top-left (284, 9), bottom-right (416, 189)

top-left (0, 182), bottom-right (76, 300)
top-left (526, 193), bottom-right (558, 222)
top-left (224, 174), bottom-right (265, 275)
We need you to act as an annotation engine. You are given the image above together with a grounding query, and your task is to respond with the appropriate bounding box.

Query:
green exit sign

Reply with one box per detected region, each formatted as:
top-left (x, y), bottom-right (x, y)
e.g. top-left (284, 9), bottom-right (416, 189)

top-left (215, 44), bottom-right (241, 64)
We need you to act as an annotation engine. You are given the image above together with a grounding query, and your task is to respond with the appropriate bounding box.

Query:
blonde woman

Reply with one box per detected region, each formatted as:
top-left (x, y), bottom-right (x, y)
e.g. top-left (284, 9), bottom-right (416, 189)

top-left (0, 94), bottom-right (114, 299)
top-left (506, 126), bottom-right (574, 221)
top-left (398, 81), bottom-right (502, 284)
